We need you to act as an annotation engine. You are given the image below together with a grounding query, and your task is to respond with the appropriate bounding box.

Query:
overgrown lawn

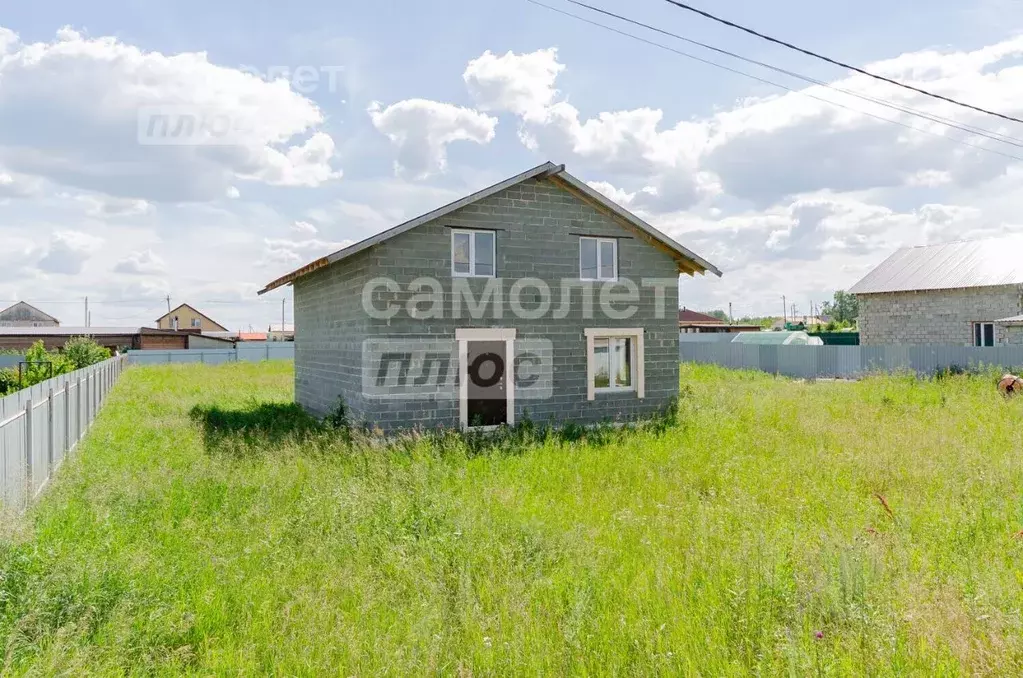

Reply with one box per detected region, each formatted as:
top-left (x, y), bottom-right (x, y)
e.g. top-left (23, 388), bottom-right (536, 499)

top-left (1, 361), bottom-right (1022, 675)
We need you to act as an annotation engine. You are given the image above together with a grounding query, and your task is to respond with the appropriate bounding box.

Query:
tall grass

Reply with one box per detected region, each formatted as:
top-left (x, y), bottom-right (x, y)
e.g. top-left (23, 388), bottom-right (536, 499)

top-left (1, 361), bottom-right (1022, 675)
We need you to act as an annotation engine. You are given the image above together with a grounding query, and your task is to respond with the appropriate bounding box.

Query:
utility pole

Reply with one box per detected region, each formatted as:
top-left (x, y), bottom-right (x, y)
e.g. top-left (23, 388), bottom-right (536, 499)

top-left (166, 295), bottom-right (171, 313)
top-left (282, 298), bottom-right (286, 333)
top-left (782, 295), bottom-right (787, 324)
top-left (84, 297), bottom-right (88, 326)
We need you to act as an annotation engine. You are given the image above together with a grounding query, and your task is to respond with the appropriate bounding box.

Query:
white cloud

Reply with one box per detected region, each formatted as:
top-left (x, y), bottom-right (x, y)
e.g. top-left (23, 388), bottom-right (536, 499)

top-left (368, 99), bottom-right (497, 178)
top-left (37, 230), bottom-right (103, 274)
top-left (464, 48), bottom-right (564, 123)
top-left (259, 236), bottom-right (353, 269)
top-left (0, 25), bottom-right (342, 202)
top-left (76, 194), bottom-right (152, 217)
top-left (470, 39), bottom-right (1023, 209)
top-left (292, 220), bottom-right (318, 235)
top-left (114, 249), bottom-right (166, 275)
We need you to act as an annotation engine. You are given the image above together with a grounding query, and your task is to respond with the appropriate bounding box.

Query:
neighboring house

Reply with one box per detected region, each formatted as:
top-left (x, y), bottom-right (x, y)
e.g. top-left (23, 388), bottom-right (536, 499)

top-left (267, 323), bottom-right (295, 342)
top-left (238, 332), bottom-right (268, 342)
top-left (0, 302), bottom-right (60, 327)
top-left (155, 304), bottom-right (229, 332)
top-left (679, 308), bottom-right (760, 334)
top-left (259, 161), bottom-right (720, 431)
top-left (0, 327), bottom-right (234, 351)
top-left (850, 236), bottom-right (1023, 346)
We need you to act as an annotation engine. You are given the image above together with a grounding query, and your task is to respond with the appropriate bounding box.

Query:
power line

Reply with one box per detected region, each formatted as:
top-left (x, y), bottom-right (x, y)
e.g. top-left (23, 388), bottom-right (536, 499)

top-left (523, 0), bottom-right (1023, 164)
top-left (658, 0), bottom-right (1023, 125)
top-left (561, 0), bottom-right (1023, 149)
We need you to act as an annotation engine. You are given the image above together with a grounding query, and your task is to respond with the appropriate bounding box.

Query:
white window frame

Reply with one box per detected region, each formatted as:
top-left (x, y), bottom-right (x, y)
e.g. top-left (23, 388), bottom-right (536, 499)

top-left (451, 229), bottom-right (497, 278)
top-left (584, 328), bottom-right (644, 401)
top-left (191, 318), bottom-right (202, 328)
top-left (974, 321), bottom-right (995, 347)
top-left (579, 237), bottom-right (618, 281)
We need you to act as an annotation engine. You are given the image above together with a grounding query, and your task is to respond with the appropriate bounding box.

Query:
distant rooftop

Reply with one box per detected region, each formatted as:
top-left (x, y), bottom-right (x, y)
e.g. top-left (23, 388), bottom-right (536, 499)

top-left (0, 326), bottom-right (143, 336)
top-left (850, 235), bottom-right (1023, 295)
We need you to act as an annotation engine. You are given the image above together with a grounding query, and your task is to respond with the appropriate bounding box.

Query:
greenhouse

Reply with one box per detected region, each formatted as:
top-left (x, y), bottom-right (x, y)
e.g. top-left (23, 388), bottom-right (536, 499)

top-left (730, 331), bottom-right (823, 346)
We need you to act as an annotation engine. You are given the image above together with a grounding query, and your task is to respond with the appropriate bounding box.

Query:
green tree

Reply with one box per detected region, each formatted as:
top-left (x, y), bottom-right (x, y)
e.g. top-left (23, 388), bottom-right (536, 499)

top-left (62, 336), bottom-right (111, 370)
top-left (20, 340), bottom-right (74, 388)
top-left (705, 310), bottom-right (729, 322)
top-left (822, 291), bottom-right (859, 323)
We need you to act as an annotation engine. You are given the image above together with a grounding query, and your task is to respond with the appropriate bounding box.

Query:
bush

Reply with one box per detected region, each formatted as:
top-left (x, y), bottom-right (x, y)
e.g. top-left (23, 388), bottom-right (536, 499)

top-left (0, 368), bottom-right (17, 396)
top-left (62, 336), bottom-right (111, 370)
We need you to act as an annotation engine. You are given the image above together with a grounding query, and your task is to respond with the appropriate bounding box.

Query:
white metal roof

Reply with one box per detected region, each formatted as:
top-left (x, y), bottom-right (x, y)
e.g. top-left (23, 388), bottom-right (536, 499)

top-left (996, 315), bottom-right (1023, 325)
top-left (259, 161), bottom-right (721, 294)
top-left (849, 235), bottom-right (1023, 295)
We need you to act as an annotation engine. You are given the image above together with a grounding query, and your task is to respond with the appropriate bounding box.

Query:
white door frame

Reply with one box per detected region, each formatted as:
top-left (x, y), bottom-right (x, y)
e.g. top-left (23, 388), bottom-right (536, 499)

top-left (456, 328), bottom-right (516, 429)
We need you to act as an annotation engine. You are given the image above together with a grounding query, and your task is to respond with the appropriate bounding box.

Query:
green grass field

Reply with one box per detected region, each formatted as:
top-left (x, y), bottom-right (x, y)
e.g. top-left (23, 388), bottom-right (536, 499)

top-left (2, 361), bottom-right (1023, 675)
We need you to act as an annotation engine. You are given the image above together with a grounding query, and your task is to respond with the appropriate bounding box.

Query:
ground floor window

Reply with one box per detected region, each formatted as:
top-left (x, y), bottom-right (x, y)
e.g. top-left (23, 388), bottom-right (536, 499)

top-left (584, 328), bottom-right (645, 401)
top-left (974, 322), bottom-right (994, 347)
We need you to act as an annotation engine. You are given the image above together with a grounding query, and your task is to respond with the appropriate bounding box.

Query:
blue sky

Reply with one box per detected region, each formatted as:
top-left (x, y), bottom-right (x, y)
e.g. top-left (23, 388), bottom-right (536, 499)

top-left (0, 0), bottom-right (1021, 327)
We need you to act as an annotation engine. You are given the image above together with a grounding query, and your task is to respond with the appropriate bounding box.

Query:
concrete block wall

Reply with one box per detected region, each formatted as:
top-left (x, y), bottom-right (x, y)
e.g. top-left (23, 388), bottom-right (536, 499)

top-left (293, 249), bottom-right (373, 419)
top-left (859, 285), bottom-right (1023, 346)
top-left (294, 176), bottom-right (685, 430)
top-left (1003, 325), bottom-right (1023, 345)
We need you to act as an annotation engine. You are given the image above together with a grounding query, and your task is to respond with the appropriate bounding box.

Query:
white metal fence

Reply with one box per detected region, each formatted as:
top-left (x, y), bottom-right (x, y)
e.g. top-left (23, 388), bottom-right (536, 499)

top-left (680, 343), bottom-right (1023, 379)
top-left (0, 355), bottom-right (127, 510)
top-left (126, 342), bottom-right (294, 365)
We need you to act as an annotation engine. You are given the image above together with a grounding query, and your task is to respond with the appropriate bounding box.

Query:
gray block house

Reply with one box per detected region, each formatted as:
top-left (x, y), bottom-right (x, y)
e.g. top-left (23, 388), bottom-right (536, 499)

top-left (850, 236), bottom-right (1023, 346)
top-left (260, 162), bottom-right (720, 430)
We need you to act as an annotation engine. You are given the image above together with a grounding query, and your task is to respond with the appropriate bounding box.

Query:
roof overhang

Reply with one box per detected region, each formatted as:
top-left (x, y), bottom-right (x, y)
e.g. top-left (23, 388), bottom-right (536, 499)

top-left (259, 161), bottom-right (721, 294)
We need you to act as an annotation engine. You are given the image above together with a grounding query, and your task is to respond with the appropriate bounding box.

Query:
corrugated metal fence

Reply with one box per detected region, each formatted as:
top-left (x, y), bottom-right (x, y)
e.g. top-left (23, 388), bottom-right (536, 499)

top-left (680, 343), bottom-right (1023, 379)
top-left (0, 355), bottom-right (127, 511)
top-left (127, 341), bottom-right (294, 365)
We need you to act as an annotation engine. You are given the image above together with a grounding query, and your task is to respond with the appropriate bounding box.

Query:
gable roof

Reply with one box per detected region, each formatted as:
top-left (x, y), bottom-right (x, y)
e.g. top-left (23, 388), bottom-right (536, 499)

top-left (850, 235), bottom-right (1023, 295)
top-left (259, 161), bottom-right (722, 294)
top-left (155, 303), bottom-right (229, 332)
top-left (0, 301), bottom-right (60, 323)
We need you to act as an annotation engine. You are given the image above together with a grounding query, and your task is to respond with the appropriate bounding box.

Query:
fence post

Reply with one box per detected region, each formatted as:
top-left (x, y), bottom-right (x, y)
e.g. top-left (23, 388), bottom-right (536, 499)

top-left (76, 376), bottom-right (82, 443)
top-left (24, 399), bottom-right (33, 503)
top-left (47, 387), bottom-right (54, 476)
top-left (64, 378), bottom-right (70, 454)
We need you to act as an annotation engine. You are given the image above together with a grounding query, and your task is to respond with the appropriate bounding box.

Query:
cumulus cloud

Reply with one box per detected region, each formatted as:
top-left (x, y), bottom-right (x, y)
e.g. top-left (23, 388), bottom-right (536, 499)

top-left (368, 99), bottom-right (497, 178)
top-left (468, 39), bottom-right (1023, 209)
top-left (0, 25), bottom-right (342, 202)
top-left (464, 48), bottom-right (564, 122)
top-left (37, 230), bottom-right (103, 274)
top-left (114, 249), bottom-right (166, 275)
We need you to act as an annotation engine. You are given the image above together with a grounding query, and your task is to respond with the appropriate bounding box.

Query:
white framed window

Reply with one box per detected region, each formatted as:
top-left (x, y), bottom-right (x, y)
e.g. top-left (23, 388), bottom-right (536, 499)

top-left (191, 318), bottom-right (202, 328)
top-left (579, 237), bottom-right (617, 281)
top-left (451, 229), bottom-right (496, 278)
top-left (584, 328), bottom-right (644, 401)
top-left (974, 322), bottom-right (994, 347)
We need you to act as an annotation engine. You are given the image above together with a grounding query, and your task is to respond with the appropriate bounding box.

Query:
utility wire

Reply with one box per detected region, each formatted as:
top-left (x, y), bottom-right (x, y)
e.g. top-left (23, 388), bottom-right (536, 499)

top-left (524, 0), bottom-right (1023, 163)
top-left (658, 0), bottom-right (1023, 125)
top-left (562, 0), bottom-right (1023, 149)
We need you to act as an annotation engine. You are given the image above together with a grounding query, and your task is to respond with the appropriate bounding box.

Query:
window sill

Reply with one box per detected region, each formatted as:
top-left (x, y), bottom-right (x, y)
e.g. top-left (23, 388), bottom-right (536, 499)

top-left (452, 272), bottom-right (496, 279)
top-left (579, 277), bottom-right (619, 283)
top-left (593, 387), bottom-right (637, 395)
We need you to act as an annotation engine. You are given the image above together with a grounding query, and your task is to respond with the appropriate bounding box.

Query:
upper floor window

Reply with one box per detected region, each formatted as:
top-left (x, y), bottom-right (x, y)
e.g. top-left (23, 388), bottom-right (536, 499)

top-left (580, 237), bottom-right (617, 281)
top-left (191, 318), bottom-right (202, 328)
top-left (451, 229), bottom-right (495, 278)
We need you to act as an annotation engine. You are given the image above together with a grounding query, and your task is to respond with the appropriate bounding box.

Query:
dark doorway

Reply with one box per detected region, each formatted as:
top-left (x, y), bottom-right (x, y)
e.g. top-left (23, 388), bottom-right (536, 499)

top-left (466, 340), bottom-right (508, 427)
